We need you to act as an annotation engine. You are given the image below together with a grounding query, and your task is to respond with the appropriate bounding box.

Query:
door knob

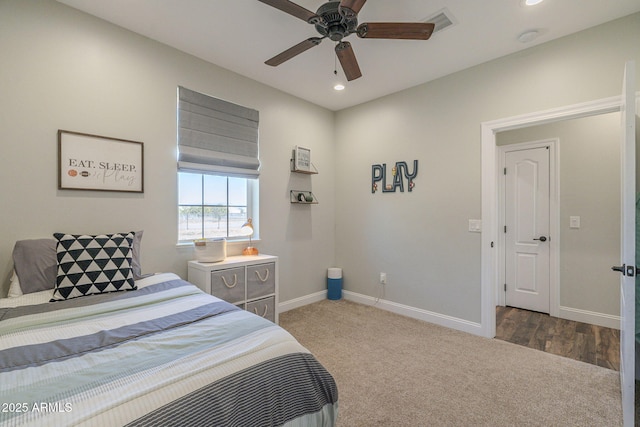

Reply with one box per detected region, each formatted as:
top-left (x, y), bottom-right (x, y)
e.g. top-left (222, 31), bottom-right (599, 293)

top-left (611, 265), bottom-right (639, 276)
top-left (533, 236), bottom-right (547, 242)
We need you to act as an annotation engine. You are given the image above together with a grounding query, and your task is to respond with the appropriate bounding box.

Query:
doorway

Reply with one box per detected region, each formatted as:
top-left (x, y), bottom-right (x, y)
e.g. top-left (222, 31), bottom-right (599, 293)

top-left (480, 96), bottom-right (624, 340)
top-left (494, 114), bottom-right (620, 330)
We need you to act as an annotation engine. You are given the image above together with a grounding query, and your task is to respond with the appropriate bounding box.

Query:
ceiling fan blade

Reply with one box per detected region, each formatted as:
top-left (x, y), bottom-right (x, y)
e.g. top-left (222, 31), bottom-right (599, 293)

top-left (335, 41), bottom-right (362, 81)
top-left (258, 0), bottom-right (320, 24)
top-left (339, 0), bottom-right (367, 17)
top-left (265, 37), bottom-right (323, 66)
top-left (357, 22), bottom-right (435, 40)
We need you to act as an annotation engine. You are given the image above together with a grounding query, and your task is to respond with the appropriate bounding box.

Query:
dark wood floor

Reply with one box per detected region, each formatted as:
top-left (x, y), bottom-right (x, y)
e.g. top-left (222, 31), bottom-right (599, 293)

top-left (495, 306), bottom-right (620, 371)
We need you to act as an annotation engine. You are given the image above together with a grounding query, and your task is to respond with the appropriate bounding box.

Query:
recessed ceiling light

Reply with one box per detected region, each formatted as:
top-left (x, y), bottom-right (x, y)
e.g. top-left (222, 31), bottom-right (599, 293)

top-left (524, 0), bottom-right (544, 5)
top-left (334, 84), bottom-right (345, 91)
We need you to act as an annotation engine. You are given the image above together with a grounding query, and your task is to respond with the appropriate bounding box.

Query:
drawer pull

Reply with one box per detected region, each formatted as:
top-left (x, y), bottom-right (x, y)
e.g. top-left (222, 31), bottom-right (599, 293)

top-left (253, 304), bottom-right (269, 318)
top-left (221, 274), bottom-right (238, 288)
top-left (255, 269), bottom-right (270, 283)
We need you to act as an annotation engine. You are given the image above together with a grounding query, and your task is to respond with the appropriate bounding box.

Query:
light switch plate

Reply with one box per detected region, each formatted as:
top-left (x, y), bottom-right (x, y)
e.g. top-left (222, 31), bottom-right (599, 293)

top-left (569, 216), bottom-right (580, 229)
top-left (469, 219), bottom-right (482, 233)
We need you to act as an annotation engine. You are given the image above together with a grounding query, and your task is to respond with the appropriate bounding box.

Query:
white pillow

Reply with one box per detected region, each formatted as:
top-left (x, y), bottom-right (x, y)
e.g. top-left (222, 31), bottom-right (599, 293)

top-left (8, 270), bottom-right (23, 298)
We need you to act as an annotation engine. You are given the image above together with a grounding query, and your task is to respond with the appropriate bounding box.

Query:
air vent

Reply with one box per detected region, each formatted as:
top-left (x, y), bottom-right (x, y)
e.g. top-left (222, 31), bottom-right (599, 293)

top-left (424, 8), bottom-right (455, 34)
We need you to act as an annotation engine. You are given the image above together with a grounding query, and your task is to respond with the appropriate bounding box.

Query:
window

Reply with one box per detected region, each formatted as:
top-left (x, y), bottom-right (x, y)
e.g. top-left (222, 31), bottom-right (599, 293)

top-left (177, 86), bottom-right (260, 243)
top-left (178, 173), bottom-right (256, 242)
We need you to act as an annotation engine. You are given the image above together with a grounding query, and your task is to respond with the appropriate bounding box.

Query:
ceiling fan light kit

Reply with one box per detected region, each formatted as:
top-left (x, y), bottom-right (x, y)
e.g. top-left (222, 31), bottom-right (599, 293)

top-left (259, 0), bottom-right (435, 82)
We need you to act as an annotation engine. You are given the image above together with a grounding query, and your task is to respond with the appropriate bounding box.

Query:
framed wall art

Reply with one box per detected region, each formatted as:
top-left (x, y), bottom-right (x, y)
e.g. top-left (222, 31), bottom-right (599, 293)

top-left (293, 145), bottom-right (311, 172)
top-left (58, 130), bottom-right (144, 193)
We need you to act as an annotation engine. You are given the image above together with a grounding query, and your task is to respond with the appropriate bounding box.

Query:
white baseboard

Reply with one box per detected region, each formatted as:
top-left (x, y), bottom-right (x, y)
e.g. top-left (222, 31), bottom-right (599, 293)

top-left (279, 290), bottom-right (483, 336)
top-left (342, 290), bottom-right (484, 336)
top-left (279, 290), bottom-right (327, 313)
top-left (559, 306), bottom-right (620, 330)
top-left (278, 291), bottom-right (482, 336)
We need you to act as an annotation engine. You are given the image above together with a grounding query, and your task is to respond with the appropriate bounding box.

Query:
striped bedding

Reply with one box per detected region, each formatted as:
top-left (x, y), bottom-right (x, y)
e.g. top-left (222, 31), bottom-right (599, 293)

top-left (0, 273), bottom-right (338, 427)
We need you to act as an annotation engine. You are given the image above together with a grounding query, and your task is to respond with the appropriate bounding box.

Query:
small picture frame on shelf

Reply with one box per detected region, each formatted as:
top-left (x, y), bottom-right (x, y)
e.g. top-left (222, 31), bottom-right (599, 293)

top-left (293, 146), bottom-right (311, 172)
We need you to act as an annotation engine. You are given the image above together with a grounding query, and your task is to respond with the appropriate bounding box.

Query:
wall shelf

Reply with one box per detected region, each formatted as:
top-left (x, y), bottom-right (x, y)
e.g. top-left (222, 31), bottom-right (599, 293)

top-left (290, 158), bottom-right (318, 174)
top-left (290, 190), bottom-right (318, 204)
top-left (290, 149), bottom-right (318, 204)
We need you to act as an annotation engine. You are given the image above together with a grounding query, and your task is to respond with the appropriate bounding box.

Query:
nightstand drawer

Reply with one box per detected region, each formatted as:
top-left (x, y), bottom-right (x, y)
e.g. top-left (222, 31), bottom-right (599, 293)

top-left (247, 262), bottom-right (275, 299)
top-left (211, 267), bottom-right (245, 303)
top-left (246, 296), bottom-right (275, 323)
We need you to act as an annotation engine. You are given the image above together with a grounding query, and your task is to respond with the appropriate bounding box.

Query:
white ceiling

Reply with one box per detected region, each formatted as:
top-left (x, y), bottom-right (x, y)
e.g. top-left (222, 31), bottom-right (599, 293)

top-left (57, 0), bottom-right (640, 111)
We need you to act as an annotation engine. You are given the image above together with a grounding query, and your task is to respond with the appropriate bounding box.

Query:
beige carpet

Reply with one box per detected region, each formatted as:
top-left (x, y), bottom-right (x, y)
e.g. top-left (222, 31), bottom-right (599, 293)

top-left (279, 299), bottom-right (622, 426)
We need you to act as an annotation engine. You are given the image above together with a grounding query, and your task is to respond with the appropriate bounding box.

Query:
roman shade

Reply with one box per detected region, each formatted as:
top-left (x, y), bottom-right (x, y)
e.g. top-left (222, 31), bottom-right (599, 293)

top-left (178, 86), bottom-right (260, 178)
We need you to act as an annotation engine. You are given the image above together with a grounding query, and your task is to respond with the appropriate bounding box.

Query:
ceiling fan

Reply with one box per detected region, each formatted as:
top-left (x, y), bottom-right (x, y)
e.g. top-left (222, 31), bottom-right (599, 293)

top-left (258, 0), bottom-right (435, 81)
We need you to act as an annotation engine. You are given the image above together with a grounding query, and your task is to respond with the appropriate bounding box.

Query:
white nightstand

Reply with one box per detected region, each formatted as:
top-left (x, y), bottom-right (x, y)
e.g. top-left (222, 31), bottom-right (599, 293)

top-left (187, 254), bottom-right (279, 324)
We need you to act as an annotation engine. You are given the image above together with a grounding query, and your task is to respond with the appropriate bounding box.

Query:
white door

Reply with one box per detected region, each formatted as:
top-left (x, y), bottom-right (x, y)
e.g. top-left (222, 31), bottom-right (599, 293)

top-left (504, 146), bottom-right (550, 313)
top-left (616, 60), bottom-right (636, 427)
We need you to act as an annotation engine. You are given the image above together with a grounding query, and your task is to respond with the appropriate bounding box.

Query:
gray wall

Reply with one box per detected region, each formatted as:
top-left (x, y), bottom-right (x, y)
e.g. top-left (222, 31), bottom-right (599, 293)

top-left (334, 13), bottom-right (640, 324)
top-left (0, 0), bottom-right (336, 301)
top-left (2, 1), bottom-right (639, 329)
top-left (497, 113), bottom-right (621, 317)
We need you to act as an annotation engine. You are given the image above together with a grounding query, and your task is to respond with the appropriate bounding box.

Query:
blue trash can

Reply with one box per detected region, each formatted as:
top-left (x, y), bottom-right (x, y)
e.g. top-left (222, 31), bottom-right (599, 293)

top-left (327, 268), bottom-right (342, 300)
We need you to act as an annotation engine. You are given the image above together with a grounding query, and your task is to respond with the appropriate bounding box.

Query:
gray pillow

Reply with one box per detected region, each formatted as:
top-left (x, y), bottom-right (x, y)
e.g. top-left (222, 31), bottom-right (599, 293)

top-left (131, 230), bottom-right (152, 280)
top-left (12, 239), bottom-right (57, 294)
top-left (12, 231), bottom-right (148, 294)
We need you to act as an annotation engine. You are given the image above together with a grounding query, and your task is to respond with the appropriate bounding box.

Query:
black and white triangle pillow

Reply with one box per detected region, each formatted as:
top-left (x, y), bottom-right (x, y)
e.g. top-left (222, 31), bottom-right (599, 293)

top-left (51, 232), bottom-right (136, 301)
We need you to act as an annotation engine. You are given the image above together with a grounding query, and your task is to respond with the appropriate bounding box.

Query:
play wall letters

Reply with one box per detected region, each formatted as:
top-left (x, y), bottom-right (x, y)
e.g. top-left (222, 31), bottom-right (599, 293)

top-left (371, 160), bottom-right (418, 193)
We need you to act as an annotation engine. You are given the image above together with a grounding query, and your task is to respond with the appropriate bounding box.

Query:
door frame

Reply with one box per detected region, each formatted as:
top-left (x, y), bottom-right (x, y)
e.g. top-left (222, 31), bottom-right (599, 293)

top-left (480, 94), bottom-right (628, 338)
top-left (497, 139), bottom-right (559, 316)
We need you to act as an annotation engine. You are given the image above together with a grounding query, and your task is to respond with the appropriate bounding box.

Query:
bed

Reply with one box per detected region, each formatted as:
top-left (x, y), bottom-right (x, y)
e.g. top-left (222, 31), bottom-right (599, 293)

top-left (0, 235), bottom-right (338, 427)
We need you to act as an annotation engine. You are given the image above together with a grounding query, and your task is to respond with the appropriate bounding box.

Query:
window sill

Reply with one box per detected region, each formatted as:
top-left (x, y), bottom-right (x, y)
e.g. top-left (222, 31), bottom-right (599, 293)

top-left (176, 238), bottom-right (261, 250)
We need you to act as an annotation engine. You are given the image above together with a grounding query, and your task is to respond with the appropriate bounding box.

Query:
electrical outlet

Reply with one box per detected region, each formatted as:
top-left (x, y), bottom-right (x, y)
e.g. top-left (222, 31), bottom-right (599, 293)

top-left (379, 272), bottom-right (387, 285)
